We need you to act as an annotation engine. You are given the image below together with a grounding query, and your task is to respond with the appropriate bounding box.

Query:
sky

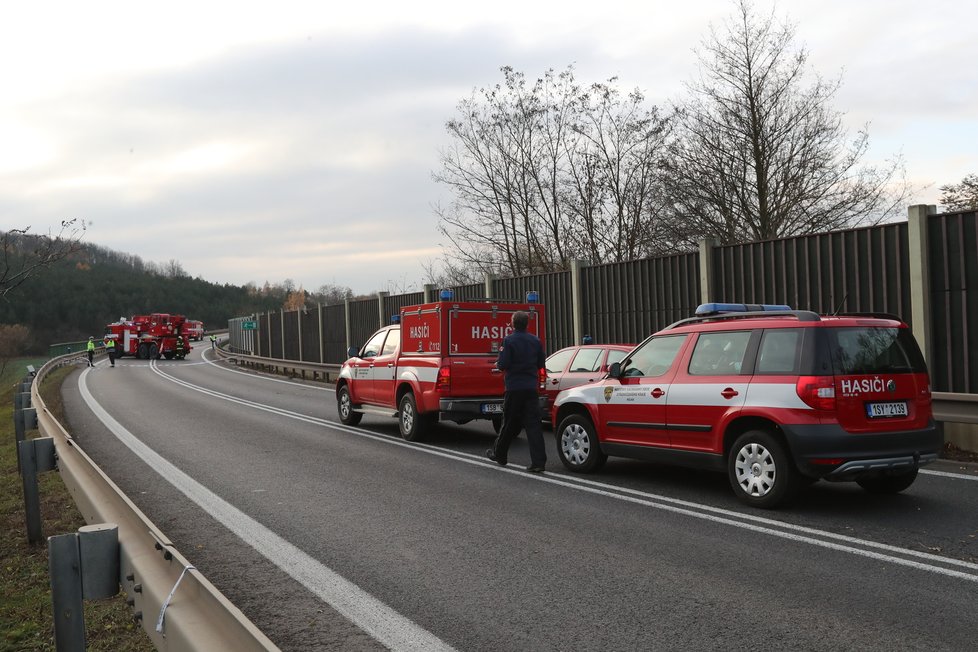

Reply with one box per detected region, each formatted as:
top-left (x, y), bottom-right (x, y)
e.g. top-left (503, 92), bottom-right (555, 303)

top-left (2, 0), bottom-right (976, 295)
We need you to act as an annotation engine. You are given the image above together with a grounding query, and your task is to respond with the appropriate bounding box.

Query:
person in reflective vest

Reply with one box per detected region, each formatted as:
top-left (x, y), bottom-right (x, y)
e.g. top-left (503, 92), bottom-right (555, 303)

top-left (210, 333), bottom-right (217, 350)
top-left (86, 337), bottom-right (95, 367)
top-left (105, 337), bottom-right (116, 367)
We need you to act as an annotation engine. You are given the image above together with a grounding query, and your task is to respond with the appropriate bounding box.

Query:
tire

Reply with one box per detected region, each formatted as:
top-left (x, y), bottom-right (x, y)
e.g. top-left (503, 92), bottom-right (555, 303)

top-left (336, 385), bottom-right (362, 426)
top-left (857, 468), bottom-right (918, 494)
top-left (728, 430), bottom-right (799, 509)
top-left (148, 343), bottom-right (159, 359)
top-left (555, 414), bottom-right (607, 473)
top-left (137, 343), bottom-right (148, 360)
top-left (398, 393), bottom-right (430, 442)
top-left (163, 352), bottom-right (175, 360)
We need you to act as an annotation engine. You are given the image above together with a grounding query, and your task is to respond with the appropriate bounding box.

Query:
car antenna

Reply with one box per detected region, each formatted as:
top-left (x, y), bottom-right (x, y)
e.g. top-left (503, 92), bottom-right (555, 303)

top-left (832, 293), bottom-right (849, 316)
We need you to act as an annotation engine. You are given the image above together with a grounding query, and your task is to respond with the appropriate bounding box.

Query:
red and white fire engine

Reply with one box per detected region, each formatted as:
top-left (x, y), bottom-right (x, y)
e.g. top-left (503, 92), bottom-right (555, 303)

top-left (185, 320), bottom-right (205, 341)
top-left (104, 313), bottom-right (193, 360)
top-left (337, 291), bottom-right (546, 441)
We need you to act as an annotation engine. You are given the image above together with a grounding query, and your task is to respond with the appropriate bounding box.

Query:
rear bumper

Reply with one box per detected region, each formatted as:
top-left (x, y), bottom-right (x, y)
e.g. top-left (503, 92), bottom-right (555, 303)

top-left (781, 419), bottom-right (943, 479)
top-left (438, 396), bottom-right (547, 422)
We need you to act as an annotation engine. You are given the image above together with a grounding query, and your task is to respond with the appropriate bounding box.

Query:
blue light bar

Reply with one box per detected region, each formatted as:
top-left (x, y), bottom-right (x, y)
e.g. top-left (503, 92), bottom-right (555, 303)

top-left (695, 302), bottom-right (792, 316)
top-left (391, 314), bottom-right (401, 324)
top-left (526, 290), bottom-right (539, 303)
top-left (439, 289), bottom-right (454, 300)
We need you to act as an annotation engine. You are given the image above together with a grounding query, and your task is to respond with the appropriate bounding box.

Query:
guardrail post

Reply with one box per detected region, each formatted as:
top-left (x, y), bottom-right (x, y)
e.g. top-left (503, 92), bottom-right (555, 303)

top-left (79, 523), bottom-right (120, 600)
top-left (49, 534), bottom-right (86, 651)
top-left (14, 407), bottom-right (38, 472)
top-left (15, 390), bottom-right (32, 410)
top-left (19, 437), bottom-right (54, 544)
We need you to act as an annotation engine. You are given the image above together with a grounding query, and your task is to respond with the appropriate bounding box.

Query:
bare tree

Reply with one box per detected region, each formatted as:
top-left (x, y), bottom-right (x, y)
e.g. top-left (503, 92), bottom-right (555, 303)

top-left (564, 82), bottom-right (676, 261)
top-left (666, 0), bottom-right (909, 244)
top-left (311, 283), bottom-right (354, 305)
top-left (433, 66), bottom-right (674, 276)
top-left (1, 220), bottom-right (86, 298)
top-left (940, 173), bottom-right (978, 211)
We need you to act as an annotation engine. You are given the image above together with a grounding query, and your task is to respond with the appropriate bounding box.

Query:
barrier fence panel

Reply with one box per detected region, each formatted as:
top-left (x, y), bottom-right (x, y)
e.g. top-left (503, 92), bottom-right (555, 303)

top-left (283, 311), bottom-right (300, 360)
top-left (495, 271), bottom-right (573, 354)
top-left (321, 304), bottom-right (347, 364)
top-left (348, 298), bottom-right (380, 352)
top-left (299, 308), bottom-right (321, 363)
top-left (713, 222), bottom-right (911, 319)
top-left (581, 253), bottom-right (700, 346)
top-left (928, 210), bottom-right (978, 393)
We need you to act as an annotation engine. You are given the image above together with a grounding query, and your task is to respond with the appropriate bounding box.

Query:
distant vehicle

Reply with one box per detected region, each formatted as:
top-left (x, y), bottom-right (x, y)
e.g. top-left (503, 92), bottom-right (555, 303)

top-left (543, 343), bottom-right (634, 418)
top-left (552, 303), bottom-right (940, 508)
top-left (104, 313), bottom-right (192, 360)
top-left (185, 320), bottom-right (205, 341)
top-left (336, 291), bottom-right (546, 441)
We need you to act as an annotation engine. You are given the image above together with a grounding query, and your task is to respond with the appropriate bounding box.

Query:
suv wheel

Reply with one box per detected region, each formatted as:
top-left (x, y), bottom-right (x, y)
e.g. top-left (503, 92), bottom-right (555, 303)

top-left (337, 385), bottom-right (362, 426)
top-left (857, 469), bottom-right (918, 494)
top-left (398, 393), bottom-right (429, 442)
top-left (556, 414), bottom-right (607, 473)
top-left (728, 430), bottom-right (799, 509)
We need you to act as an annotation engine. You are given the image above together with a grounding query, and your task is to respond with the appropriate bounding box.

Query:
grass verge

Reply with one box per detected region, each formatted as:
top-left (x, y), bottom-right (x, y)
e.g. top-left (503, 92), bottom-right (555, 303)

top-left (1, 359), bottom-right (153, 651)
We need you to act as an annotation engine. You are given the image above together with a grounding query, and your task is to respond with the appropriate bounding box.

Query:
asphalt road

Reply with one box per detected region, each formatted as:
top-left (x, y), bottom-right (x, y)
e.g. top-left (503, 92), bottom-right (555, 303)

top-left (60, 346), bottom-right (978, 651)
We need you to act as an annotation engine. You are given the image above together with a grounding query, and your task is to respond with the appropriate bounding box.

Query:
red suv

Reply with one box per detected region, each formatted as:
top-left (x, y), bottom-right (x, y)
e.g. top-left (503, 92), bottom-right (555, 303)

top-left (551, 303), bottom-right (941, 508)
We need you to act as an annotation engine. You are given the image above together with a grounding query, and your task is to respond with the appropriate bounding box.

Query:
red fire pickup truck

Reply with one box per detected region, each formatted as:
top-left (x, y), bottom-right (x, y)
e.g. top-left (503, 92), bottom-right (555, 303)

top-left (336, 293), bottom-right (546, 441)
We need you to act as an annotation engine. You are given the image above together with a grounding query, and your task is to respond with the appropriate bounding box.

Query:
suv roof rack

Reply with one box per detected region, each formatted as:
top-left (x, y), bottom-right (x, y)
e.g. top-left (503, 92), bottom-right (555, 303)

top-left (831, 311), bottom-right (904, 321)
top-left (665, 309), bottom-right (821, 330)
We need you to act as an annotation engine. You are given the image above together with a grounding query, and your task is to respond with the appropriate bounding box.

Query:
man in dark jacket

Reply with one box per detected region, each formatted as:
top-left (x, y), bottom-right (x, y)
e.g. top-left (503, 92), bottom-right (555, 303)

top-left (486, 311), bottom-right (547, 472)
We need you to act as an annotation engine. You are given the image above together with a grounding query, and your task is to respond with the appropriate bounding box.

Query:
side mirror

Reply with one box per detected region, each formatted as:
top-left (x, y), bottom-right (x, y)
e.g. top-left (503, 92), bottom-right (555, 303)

top-left (347, 346), bottom-right (359, 358)
top-left (608, 362), bottom-right (622, 379)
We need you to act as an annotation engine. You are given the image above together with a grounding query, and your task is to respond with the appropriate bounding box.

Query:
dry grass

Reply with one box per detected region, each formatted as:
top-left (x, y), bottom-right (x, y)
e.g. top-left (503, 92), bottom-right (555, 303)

top-left (1, 361), bottom-right (153, 651)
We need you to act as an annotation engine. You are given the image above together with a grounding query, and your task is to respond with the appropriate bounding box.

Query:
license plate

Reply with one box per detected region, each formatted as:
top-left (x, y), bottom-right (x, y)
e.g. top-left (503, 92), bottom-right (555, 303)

top-left (866, 401), bottom-right (908, 418)
top-left (481, 402), bottom-right (503, 414)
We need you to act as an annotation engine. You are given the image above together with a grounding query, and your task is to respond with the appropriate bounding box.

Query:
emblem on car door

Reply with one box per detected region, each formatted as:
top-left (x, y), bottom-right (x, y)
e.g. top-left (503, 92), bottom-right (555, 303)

top-left (604, 387), bottom-right (614, 402)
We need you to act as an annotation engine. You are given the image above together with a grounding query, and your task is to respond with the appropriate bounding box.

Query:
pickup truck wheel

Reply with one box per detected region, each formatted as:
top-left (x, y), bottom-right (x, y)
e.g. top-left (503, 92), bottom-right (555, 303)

top-left (556, 414), bottom-right (607, 473)
top-left (398, 393), bottom-right (428, 442)
top-left (728, 430), bottom-right (799, 509)
top-left (856, 468), bottom-right (918, 494)
top-left (337, 386), bottom-right (362, 425)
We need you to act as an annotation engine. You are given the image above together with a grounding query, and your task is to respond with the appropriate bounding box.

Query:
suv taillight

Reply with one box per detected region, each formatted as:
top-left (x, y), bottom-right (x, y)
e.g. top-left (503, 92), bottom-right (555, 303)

top-left (436, 366), bottom-right (451, 392)
top-left (796, 375), bottom-right (836, 411)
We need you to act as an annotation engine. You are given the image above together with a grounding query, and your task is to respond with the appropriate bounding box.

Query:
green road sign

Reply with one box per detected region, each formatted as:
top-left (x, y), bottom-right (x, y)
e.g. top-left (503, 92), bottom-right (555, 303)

top-left (242, 321), bottom-right (258, 330)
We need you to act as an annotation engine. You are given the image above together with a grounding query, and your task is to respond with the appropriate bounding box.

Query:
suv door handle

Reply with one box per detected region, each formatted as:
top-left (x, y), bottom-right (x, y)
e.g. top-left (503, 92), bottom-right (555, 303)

top-left (721, 387), bottom-right (739, 399)
top-left (651, 388), bottom-right (665, 398)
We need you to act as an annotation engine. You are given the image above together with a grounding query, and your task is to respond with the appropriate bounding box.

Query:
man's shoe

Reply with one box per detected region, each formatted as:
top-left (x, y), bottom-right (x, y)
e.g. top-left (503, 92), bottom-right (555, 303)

top-left (525, 465), bottom-right (545, 473)
top-left (485, 449), bottom-right (507, 466)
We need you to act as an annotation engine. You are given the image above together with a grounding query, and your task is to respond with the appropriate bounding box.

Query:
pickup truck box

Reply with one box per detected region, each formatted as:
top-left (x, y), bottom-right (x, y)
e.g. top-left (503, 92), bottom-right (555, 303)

top-left (336, 297), bottom-right (546, 440)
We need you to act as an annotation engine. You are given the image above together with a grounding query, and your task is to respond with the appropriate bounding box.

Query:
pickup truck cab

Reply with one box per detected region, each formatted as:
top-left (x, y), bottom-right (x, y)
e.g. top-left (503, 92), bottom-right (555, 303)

top-left (337, 296), bottom-right (545, 441)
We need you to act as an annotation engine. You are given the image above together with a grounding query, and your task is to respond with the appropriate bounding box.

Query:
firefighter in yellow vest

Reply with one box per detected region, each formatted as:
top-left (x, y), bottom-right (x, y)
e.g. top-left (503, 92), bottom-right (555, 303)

top-left (86, 337), bottom-right (95, 367)
top-left (105, 336), bottom-right (117, 367)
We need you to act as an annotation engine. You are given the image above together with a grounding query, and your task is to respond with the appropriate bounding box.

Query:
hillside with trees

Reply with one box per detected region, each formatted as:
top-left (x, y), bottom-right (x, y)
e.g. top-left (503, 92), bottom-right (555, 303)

top-left (0, 233), bottom-right (329, 354)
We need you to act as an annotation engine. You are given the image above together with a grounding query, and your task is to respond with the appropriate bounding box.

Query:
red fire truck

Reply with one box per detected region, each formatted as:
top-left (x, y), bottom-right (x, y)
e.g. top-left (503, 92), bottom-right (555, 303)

top-left (104, 313), bottom-right (193, 360)
top-left (337, 292), bottom-right (546, 441)
top-left (185, 320), bottom-right (205, 341)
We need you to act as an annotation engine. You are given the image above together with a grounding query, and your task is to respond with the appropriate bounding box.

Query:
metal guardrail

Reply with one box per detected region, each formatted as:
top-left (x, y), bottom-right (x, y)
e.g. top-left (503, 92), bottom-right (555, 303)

top-left (933, 392), bottom-right (978, 425)
top-left (31, 354), bottom-right (280, 651)
top-left (215, 345), bottom-right (341, 383)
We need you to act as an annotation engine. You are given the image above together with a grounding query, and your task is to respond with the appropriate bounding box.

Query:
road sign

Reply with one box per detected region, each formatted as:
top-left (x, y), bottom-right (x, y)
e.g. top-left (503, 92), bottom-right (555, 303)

top-left (242, 321), bottom-right (258, 330)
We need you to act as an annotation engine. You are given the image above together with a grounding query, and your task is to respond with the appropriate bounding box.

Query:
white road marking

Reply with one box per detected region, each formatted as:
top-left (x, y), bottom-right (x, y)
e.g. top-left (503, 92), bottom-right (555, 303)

top-left (139, 361), bottom-right (978, 584)
top-left (922, 469), bottom-right (978, 481)
top-left (79, 367), bottom-right (456, 652)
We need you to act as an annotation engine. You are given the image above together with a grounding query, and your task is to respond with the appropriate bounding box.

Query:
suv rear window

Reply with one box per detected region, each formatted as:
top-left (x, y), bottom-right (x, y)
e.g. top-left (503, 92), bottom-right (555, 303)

top-left (829, 327), bottom-right (926, 375)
